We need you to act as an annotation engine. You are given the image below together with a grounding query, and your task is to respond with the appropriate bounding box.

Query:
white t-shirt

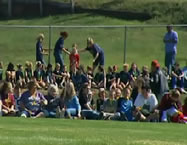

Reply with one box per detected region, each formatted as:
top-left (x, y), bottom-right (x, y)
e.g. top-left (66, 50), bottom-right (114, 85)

top-left (134, 93), bottom-right (158, 112)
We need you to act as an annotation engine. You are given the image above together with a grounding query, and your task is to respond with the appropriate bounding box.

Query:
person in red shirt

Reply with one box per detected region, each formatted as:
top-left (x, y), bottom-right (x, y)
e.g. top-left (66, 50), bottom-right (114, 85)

top-left (158, 89), bottom-right (182, 122)
top-left (0, 81), bottom-right (16, 116)
top-left (69, 43), bottom-right (80, 75)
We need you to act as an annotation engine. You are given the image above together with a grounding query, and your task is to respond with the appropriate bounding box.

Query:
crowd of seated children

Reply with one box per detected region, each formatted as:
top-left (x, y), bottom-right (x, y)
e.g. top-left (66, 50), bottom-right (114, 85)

top-left (0, 59), bottom-right (186, 124)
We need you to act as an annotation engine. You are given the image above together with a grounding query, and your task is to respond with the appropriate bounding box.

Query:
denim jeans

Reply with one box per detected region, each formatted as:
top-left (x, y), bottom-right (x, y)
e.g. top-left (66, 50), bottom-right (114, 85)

top-left (65, 108), bottom-right (77, 117)
top-left (165, 52), bottom-right (176, 75)
top-left (81, 110), bottom-right (100, 120)
top-left (171, 76), bottom-right (184, 89)
top-left (54, 52), bottom-right (64, 71)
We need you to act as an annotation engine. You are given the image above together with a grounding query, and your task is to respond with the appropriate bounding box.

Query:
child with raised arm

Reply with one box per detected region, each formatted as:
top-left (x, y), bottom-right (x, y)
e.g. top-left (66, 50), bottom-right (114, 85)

top-left (69, 43), bottom-right (80, 75)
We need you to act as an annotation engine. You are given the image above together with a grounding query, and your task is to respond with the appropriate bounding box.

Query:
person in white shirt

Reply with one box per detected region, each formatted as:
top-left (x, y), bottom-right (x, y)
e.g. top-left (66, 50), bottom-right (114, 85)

top-left (134, 84), bottom-right (158, 121)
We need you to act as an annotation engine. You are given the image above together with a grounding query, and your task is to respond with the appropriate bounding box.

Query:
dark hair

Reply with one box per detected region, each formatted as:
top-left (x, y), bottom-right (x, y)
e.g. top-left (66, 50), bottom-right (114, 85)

top-left (47, 63), bottom-right (52, 69)
top-left (141, 84), bottom-right (151, 91)
top-left (108, 66), bottom-right (113, 72)
top-left (7, 62), bottom-right (15, 71)
top-left (28, 81), bottom-right (37, 91)
top-left (60, 31), bottom-right (68, 38)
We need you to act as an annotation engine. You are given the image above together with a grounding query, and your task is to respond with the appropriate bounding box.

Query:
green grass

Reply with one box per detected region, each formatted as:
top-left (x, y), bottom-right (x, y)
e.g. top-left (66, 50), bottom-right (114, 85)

top-left (51, 0), bottom-right (187, 24)
top-left (0, 13), bottom-right (187, 71)
top-left (0, 117), bottom-right (187, 145)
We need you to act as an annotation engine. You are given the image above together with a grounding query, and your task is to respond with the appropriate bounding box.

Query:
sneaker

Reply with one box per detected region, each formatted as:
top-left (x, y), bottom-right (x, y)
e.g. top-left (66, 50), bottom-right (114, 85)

top-left (161, 111), bottom-right (168, 122)
top-left (21, 114), bottom-right (27, 118)
top-left (181, 88), bottom-right (187, 94)
top-left (60, 109), bottom-right (65, 118)
top-left (98, 111), bottom-right (104, 120)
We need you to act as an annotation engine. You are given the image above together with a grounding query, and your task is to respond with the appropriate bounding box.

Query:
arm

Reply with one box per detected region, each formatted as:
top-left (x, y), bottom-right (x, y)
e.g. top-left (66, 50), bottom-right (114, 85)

top-left (2, 104), bottom-right (11, 112)
top-left (171, 71), bottom-right (178, 78)
top-left (172, 32), bottom-right (178, 43)
top-left (93, 53), bottom-right (99, 63)
top-left (179, 72), bottom-right (184, 78)
top-left (84, 103), bottom-right (93, 110)
top-left (75, 97), bottom-right (81, 117)
top-left (78, 48), bottom-right (87, 53)
top-left (62, 48), bottom-right (70, 55)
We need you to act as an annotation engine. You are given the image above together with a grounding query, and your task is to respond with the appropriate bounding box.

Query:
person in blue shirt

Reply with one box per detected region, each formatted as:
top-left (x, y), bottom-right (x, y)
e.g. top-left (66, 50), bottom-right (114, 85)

top-left (163, 25), bottom-right (178, 75)
top-left (54, 32), bottom-right (70, 72)
top-left (36, 33), bottom-right (48, 66)
top-left (61, 82), bottom-right (81, 118)
top-left (79, 37), bottom-right (105, 73)
top-left (19, 81), bottom-right (47, 118)
top-left (117, 87), bottom-right (134, 121)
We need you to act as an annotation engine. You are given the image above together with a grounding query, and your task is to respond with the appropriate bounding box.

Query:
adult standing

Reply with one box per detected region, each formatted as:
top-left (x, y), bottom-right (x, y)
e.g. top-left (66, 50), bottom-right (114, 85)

top-left (163, 25), bottom-right (178, 75)
top-left (79, 37), bottom-right (105, 73)
top-left (54, 32), bottom-right (70, 72)
top-left (150, 60), bottom-right (169, 102)
top-left (36, 33), bottom-right (48, 65)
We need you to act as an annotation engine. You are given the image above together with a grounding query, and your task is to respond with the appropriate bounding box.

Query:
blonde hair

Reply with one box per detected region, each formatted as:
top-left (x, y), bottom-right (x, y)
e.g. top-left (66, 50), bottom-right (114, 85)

top-left (48, 84), bottom-right (59, 96)
top-left (37, 33), bottom-right (45, 41)
top-left (87, 37), bottom-right (94, 45)
top-left (25, 61), bottom-right (33, 68)
top-left (72, 43), bottom-right (78, 48)
top-left (63, 82), bottom-right (76, 101)
top-left (123, 63), bottom-right (129, 68)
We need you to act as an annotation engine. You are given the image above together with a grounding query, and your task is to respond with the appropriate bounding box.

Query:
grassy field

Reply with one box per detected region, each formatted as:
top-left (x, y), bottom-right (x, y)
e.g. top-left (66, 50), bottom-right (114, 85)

top-left (0, 117), bottom-right (187, 145)
top-left (0, 13), bottom-right (187, 71)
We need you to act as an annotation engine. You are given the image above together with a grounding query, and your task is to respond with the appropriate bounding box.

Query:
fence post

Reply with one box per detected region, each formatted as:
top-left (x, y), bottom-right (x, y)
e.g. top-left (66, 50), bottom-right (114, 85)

top-left (124, 26), bottom-right (127, 63)
top-left (48, 26), bottom-right (52, 65)
top-left (71, 0), bottom-right (75, 13)
top-left (40, 0), bottom-right (43, 16)
top-left (8, 0), bottom-right (12, 17)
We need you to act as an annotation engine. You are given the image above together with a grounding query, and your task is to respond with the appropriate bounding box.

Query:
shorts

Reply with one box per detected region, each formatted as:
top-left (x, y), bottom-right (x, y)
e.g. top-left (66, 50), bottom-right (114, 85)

top-left (93, 52), bottom-right (105, 66)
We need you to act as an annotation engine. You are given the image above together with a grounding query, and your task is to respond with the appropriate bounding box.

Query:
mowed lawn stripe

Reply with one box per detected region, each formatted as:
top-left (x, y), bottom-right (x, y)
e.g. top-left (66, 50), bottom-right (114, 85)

top-left (0, 117), bottom-right (187, 145)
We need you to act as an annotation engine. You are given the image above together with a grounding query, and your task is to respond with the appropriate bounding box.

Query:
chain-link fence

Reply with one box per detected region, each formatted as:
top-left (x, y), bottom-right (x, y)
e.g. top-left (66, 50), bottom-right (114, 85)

top-left (0, 25), bottom-right (186, 71)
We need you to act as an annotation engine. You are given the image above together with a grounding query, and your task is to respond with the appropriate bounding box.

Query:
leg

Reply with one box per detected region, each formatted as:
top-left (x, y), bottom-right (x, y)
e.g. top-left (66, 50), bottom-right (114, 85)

top-left (54, 53), bottom-right (64, 72)
top-left (171, 76), bottom-right (177, 89)
top-left (65, 108), bottom-right (77, 118)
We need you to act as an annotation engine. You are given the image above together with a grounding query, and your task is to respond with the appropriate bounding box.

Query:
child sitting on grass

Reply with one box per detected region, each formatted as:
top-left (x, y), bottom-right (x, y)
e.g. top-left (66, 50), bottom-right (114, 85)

top-left (16, 64), bottom-right (25, 88)
top-left (34, 61), bottom-right (46, 89)
top-left (6, 62), bottom-right (16, 87)
top-left (0, 82), bottom-right (16, 116)
top-left (117, 87), bottom-right (134, 121)
top-left (24, 61), bottom-right (33, 85)
top-left (158, 89), bottom-right (182, 122)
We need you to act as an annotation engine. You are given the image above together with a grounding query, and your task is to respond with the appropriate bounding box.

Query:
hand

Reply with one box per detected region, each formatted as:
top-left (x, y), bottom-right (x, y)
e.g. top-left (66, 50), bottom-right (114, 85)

top-left (41, 99), bottom-right (48, 105)
top-left (10, 108), bottom-right (16, 113)
top-left (77, 113), bottom-right (81, 118)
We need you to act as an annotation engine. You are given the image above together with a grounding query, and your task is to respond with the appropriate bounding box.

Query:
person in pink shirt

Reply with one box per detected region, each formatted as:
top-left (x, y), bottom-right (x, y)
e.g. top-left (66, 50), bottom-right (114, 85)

top-left (0, 81), bottom-right (16, 116)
